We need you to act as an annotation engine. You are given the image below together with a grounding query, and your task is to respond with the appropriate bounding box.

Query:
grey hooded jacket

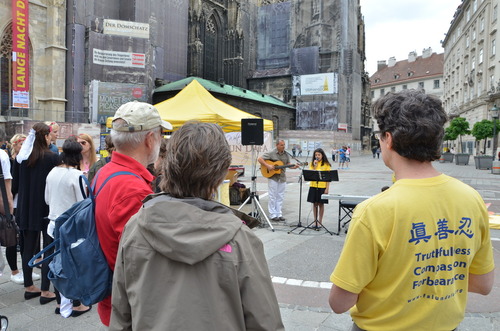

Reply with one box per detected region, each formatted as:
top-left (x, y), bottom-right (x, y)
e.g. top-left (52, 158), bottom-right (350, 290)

top-left (109, 194), bottom-right (284, 331)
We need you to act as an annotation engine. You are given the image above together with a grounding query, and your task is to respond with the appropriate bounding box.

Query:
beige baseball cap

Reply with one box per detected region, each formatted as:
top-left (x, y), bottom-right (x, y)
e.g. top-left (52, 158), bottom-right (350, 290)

top-left (112, 101), bottom-right (172, 132)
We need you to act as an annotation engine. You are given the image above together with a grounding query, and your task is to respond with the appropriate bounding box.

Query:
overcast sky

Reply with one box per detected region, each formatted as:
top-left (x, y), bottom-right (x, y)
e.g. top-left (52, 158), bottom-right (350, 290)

top-left (360, 0), bottom-right (462, 76)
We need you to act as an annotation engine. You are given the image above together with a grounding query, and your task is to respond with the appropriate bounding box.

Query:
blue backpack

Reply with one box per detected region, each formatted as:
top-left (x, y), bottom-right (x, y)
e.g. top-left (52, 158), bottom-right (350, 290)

top-left (29, 171), bottom-right (138, 306)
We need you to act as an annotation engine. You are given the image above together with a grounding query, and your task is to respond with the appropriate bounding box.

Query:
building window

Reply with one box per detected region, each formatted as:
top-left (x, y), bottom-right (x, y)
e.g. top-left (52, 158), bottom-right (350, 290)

top-left (494, 5), bottom-right (498, 22)
top-left (434, 80), bottom-right (440, 89)
top-left (390, 86), bottom-right (395, 92)
top-left (402, 84), bottom-right (407, 90)
top-left (480, 17), bottom-right (485, 32)
top-left (479, 48), bottom-right (483, 63)
top-left (394, 74), bottom-right (400, 79)
top-left (471, 56), bottom-right (475, 70)
top-left (466, 35), bottom-right (470, 48)
top-left (204, 16), bottom-right (219, 81)
top-left (418, 82), bottom-right (424, 90)
top-left (407, 71), bottom-right (414, 77)
top-left (492, 39), bottom-right (496, 56)
top-left (467, 7), bottom-right (471, 22)
top-left (311, 0), bottom-right (320, 21)
top-left (371, 90), bottom-right (374, 98)
top-left (472, 28), bottom-right (476, 40)
top-left (473, 0), bottom-right (477, 12)
top-left (283, 88), bottom-right (291, 102)
top-left (380, 88), bottom-right (385, 96)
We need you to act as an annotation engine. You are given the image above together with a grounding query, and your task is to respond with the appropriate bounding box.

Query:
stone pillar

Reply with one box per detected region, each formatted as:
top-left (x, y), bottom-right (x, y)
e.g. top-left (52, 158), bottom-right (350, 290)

top-left (40, 2), bottom-right (67, 121)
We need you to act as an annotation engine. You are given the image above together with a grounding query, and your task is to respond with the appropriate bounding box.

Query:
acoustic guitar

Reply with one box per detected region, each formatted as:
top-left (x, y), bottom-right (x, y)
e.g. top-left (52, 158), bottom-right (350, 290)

top-left (260, 160), bottom-right (304, 178)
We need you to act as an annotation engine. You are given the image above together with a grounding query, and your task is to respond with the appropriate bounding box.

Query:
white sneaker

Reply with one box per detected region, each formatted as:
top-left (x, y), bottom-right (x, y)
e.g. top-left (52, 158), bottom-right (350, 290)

top-left (10, 272), bottom-right (24, 284)
top-left (32, 272), bottom-right (41, 281)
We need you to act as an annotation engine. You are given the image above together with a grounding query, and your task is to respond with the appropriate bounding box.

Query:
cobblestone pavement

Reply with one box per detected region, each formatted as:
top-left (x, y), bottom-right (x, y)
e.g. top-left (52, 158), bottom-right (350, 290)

top-left (0, 153), bottom-right (499, 330)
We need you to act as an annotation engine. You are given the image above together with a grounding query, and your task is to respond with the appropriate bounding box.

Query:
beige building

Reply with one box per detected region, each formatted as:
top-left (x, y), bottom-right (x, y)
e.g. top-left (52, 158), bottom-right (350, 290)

top-left (442, 0), bottom-right (499, 156)
top-left (369, 48), bottom-right (444, 150)
top-left (370, 48), bottom-right (444, 102)
top-left (0, 0), bottom-right (67, 129)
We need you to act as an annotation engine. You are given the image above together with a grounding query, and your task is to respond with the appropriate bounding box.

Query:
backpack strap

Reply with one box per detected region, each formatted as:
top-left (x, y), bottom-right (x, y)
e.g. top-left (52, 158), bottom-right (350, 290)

top-left (94, 171), bottom-right (141, 197)
top-left (80, 171), bottom-right (141, 203)
top-left (30, 171), bottom-right (140, 268)
top-left (29, 240), bottom-right (58, 268)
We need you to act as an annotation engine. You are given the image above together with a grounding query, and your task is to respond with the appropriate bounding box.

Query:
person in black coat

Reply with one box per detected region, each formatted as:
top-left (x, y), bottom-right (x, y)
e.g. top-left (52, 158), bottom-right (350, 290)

top-left (12, 122), bottom-right (59, 304)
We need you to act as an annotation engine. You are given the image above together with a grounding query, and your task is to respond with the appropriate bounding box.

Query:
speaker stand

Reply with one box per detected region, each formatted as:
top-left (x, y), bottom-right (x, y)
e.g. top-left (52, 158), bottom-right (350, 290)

top-left (238, 146), bottom-right (274, 231)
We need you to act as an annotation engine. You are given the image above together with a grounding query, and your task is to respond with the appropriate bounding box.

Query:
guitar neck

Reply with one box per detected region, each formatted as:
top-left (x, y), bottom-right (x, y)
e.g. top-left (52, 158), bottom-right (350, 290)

top-left (275, 164), bottom-right (294, 170)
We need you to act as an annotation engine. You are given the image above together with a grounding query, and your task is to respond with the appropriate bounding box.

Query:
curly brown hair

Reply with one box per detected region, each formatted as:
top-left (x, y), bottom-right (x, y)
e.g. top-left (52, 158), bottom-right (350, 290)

top-left (372, 89), bottom-right (447, 162)
top-left (161, 122), bottom-right (231, 200)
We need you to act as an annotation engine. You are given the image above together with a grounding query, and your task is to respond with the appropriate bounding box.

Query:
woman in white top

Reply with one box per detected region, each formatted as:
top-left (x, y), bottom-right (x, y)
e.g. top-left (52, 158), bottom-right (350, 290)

top-left (45, 138), bottom-right (91, 317)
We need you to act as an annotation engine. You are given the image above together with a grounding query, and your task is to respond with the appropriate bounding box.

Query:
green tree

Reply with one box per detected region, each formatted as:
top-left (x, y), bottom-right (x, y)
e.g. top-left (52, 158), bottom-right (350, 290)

top-left (447, 117), bottom-right (470, 153)
top-left (444, 127), bottom-right (458, 150)
top-left (471, 119), bottom-right (494, 154)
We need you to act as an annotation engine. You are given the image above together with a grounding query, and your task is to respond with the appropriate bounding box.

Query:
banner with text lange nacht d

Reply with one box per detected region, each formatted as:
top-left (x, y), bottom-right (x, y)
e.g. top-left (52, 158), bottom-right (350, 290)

top-left (12, 0), bottom-right (30, 108)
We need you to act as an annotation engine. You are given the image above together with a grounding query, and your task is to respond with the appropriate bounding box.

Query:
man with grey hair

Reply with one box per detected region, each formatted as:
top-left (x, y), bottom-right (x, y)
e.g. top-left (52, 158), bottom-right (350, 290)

top-left (258, 139), bottom-right (298, 222)
top-left (109, 121), bottom-right (284, 330)
top-left (94, 101), bottom-right (171, 326)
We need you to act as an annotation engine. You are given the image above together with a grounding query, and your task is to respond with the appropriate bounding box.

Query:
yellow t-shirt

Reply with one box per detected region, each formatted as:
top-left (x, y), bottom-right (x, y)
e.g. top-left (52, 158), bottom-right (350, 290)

top-left (330, 174), bottom-right (494, 331)
top-left (309, 163), bottom-right (331, 188)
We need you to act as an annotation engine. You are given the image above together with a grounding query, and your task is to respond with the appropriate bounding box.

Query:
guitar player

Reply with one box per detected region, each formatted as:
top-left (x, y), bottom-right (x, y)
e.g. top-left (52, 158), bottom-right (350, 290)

top-left (257, 139), bottom-right (299, 222)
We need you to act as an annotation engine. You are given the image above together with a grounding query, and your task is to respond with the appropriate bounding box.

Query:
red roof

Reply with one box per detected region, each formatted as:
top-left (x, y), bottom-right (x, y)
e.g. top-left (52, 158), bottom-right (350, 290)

top-left (370, 53), bottom-right (444, 88)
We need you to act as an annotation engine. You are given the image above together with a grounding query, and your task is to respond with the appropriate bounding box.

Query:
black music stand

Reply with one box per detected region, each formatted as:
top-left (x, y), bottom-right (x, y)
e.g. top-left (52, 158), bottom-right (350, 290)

top-left (287, 160), bottom-right (309, 234)
top-left (297, 170), bottom-right (338, 235)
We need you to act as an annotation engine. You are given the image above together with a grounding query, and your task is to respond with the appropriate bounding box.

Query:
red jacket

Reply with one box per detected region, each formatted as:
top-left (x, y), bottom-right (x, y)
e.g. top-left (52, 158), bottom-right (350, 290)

top-left (94, 152), bottom-right (154, 326)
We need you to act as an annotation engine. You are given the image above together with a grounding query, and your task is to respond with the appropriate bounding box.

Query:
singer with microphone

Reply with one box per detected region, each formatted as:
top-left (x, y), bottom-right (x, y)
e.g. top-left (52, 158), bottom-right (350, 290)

top-left (307, 148), bottom-right (331, 230)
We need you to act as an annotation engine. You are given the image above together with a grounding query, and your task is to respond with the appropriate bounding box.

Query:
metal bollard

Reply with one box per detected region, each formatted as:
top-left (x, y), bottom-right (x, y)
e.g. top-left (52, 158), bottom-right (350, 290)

top-left (492, 160), bottom-right (500, 174)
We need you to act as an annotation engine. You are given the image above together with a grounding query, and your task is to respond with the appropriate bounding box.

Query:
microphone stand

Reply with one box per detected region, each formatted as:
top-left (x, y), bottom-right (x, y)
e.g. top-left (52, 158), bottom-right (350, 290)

top-left (288, 153), bottom-right (310, 234)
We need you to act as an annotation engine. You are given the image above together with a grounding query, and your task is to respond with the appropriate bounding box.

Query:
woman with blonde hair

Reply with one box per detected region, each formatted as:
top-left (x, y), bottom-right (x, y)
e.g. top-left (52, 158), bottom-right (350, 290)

top-left (6, 133), bottom-right (34, 285)
top-left (76, 133), bottom-right (97, 175)
top-left (9, 134), bottom-right (26, 160)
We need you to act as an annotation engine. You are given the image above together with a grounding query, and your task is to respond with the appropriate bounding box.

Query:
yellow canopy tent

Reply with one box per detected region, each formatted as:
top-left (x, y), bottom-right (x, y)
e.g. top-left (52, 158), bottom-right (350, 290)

top-left (154, 80), bottom-right (273, 132)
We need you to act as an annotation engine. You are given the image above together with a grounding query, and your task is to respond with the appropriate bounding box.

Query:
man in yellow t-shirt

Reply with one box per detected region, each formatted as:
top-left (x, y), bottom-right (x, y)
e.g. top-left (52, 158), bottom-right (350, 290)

top-left (329, 90), bottom-right (495, 331)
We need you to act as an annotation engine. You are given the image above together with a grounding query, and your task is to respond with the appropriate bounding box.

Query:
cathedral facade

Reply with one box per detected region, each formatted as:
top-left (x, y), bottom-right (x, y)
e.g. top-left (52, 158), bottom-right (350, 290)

top-left (1, 0), bottom-right (369, 141)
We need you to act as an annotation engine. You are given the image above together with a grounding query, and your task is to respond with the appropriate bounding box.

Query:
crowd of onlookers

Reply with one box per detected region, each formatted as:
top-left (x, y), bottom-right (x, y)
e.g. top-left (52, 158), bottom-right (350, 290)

top-left (0, 121), bottom-right (107, 317)
top-left (0, 117), bottom-right (173, 319)
top-left (0, 100), bottom-right (278, 330)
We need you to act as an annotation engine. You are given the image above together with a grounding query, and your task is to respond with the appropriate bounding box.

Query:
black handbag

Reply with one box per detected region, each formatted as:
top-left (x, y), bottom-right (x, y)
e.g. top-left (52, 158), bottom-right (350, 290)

top-left (0, 159), bottom-right (18, 247)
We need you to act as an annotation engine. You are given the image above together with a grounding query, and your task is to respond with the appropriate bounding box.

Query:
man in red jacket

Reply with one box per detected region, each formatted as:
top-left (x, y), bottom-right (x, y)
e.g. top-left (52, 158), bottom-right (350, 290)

top-left (94, 101), bottom-right (171, 326)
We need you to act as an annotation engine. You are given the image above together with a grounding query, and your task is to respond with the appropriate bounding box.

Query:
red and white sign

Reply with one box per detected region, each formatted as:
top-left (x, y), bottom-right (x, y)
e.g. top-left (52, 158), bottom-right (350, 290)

top-left (132, 88), bottom-right (143, 98)
top-left (12, 0), bottom-right (30, 108)
top-left (338, 123), bottom-right (348, 131)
